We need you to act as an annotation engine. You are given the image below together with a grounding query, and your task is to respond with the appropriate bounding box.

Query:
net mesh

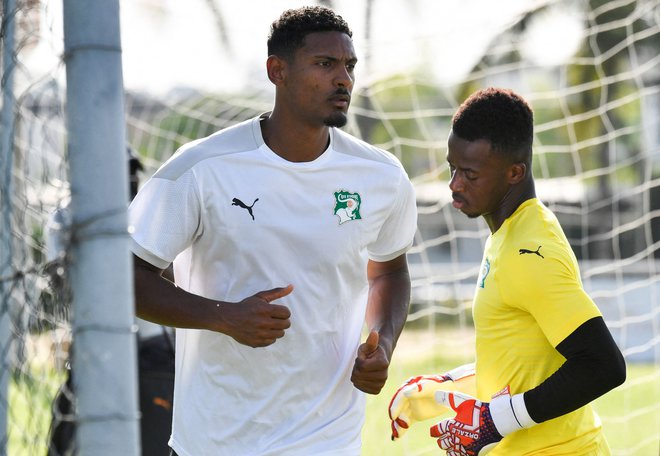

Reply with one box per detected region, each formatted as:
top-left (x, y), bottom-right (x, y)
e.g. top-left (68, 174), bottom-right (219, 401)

top-left (1, 0), bottom-right (658, 454)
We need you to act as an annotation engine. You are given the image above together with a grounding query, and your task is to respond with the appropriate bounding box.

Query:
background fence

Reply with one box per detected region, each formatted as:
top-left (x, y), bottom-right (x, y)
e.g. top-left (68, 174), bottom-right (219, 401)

top-left (1, 0), bottom-right (659, 454)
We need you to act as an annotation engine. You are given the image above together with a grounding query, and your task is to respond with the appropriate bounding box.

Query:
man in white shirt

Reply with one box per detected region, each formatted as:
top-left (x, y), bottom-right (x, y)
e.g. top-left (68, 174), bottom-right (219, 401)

top-left (129, 6), bottom-right (418, 455)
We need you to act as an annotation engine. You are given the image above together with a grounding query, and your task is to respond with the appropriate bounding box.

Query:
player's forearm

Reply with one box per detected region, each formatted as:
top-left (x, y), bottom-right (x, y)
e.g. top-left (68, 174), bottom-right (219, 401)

top-left (366, 258), bottom-right (411, 359)
top-left (133, 255), bottom-right (223, 331)
top-left (523, 316), bottom-right (626, 423)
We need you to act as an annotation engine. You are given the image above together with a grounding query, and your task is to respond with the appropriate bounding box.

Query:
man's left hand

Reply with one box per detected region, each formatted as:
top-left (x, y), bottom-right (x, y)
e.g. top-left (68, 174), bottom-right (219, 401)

top-left (430, 391), bottom-right (502, 455)
top-left (351, 330), bottom-right (389, 394)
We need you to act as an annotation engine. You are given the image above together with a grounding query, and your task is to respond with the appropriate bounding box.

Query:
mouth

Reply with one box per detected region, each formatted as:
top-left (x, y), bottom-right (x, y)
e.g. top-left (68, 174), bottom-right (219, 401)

top-left (329, 93), bottom-right (351, 109)
top-left (451, 194), bottom-right (466, 210)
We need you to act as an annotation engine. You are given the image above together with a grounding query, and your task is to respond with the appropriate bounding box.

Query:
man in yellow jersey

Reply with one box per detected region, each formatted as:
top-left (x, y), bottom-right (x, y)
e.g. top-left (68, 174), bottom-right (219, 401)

top-left (388, 88), bottom-right (626, 455)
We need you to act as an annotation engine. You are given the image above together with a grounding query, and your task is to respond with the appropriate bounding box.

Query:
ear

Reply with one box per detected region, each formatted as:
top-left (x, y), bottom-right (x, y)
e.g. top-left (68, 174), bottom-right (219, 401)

top-left (508, 162), bottom-right (527, 185)
top-left (266, 55), bottom-right (286, 86)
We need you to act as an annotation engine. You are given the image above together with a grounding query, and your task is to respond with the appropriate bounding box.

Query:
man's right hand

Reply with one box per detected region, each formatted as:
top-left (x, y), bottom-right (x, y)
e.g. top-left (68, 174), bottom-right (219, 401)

top-left (219, 285), bottom-right (293, 347)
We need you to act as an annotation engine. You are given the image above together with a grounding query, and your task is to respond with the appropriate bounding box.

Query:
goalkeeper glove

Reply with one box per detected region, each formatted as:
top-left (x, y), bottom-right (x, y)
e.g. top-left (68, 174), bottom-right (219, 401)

top-left (388, 363), bottom-right (475, 440)
top-left (430, 387), bottom-right (537, 456)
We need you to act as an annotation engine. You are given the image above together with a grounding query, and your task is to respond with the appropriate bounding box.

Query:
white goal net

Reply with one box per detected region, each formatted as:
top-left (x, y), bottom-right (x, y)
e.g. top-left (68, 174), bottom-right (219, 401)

top-left (1, 0), bottom-right (659, 454)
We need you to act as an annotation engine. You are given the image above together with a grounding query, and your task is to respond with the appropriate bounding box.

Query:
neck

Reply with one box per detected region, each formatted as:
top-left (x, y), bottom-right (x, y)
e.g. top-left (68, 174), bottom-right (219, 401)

top-left (261, 112), bottom-right (330, 163)
top-left (484, 180), bottom-right (536, 233)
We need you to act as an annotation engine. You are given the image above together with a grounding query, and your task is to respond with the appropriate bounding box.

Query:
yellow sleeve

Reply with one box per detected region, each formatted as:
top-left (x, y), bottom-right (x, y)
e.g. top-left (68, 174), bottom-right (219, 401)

top-left (501, 243), bottom-right (601, 347)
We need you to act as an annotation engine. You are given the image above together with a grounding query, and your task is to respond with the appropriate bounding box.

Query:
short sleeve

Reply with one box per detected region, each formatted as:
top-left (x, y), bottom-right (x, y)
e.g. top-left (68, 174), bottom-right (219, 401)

top-left (128, 169), bottom-right (202, 269)
top-left (502, 245), bottom-right (602, 347)
top-left (367, 171), bottom-right (418, 262)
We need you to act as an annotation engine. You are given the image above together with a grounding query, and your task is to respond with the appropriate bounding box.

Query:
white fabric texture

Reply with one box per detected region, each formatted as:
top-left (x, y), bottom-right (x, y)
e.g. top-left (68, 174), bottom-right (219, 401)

top-left (489, 393), bottom-right (537, 437)
top-left (128, 115), bottom-right (417, 456)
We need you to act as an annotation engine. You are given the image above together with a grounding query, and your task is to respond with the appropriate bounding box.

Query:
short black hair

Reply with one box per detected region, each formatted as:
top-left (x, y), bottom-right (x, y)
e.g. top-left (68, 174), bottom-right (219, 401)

top-left (452, 88), bottom-right (534, 164)
top-left (267, 6), bottom-right (352, 59)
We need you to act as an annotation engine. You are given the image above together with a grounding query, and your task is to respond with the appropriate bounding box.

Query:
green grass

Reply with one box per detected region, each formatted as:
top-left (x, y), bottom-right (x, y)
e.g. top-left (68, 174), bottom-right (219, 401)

top-left (8, 328), bottom-right (659, 456)
top-left (8, 368), bottom-right (65, 455)
top-left (362, 328), bottom-right (660, 456)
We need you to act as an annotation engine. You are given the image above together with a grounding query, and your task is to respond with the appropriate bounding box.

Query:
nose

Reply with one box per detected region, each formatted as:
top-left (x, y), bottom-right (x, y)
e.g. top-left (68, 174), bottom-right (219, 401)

top-left (448, 171), bottom-right (463, 192)
top-left (335, 65), bottom-right (354, 88)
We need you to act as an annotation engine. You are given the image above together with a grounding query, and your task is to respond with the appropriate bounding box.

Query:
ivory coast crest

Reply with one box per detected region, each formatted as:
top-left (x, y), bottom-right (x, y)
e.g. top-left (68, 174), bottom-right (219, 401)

top-left (333, 190), bottom-right (362, 224)
top-left (478, 257), bottom-right (491, 288)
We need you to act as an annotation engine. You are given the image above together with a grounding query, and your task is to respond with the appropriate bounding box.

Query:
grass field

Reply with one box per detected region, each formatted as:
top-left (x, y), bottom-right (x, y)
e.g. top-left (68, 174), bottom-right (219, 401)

top-left (7, 327), bottom-right (660, 455)
top-left (9, 368), bottom-right (65, 455)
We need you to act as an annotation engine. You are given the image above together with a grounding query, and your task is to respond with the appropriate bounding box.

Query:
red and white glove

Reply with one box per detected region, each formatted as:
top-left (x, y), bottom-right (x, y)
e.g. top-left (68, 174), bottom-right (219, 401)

top-left (388, 363), bottom-right (475, 440)
top-left (430, 388), bottom-right (537, 455)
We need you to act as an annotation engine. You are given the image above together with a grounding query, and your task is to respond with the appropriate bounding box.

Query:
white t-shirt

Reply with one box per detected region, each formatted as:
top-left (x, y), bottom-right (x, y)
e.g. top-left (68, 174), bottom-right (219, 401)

top-left (128, 114), bottom-right (417, 456)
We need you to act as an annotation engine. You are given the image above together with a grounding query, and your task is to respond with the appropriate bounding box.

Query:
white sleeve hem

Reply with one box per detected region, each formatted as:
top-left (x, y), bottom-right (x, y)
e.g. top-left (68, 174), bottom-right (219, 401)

top-left (130, 239), bottom-right (172, 270)
top-left (368, 242), bottom-right (413, 263)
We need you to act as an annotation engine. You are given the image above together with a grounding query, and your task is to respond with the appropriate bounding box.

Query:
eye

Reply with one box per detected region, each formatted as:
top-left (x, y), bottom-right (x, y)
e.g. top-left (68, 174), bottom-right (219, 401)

top-left (465, 172), bottom-right (478, 181)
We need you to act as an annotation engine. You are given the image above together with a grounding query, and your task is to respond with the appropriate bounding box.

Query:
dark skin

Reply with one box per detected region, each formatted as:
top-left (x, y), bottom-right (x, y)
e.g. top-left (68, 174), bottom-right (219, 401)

top-left (133, 31), bottom-right (410, 395)
top-left (446, 132), bottom-right (535, 233)
top-left (134, 256), bottom-right (293, 348)
top-left (262, 31), bottom-right (357, 162)
top-left (352, 254), bottom-right (411, 394)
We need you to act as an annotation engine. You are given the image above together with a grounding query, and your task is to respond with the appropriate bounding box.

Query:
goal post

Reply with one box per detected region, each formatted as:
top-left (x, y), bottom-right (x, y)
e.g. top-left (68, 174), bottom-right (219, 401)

top-left (62, 0), bottom-right (140, 454)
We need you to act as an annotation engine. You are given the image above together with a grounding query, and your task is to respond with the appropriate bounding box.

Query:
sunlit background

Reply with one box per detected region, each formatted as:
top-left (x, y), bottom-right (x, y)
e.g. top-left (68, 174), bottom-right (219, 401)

top-left (2, 0), bottom-right (659, 454)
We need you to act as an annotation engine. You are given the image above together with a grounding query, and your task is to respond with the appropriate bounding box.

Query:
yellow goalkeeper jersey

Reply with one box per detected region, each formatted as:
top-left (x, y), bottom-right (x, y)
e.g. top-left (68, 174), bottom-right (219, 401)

top-left (473, 198), bottom-right (609, 455)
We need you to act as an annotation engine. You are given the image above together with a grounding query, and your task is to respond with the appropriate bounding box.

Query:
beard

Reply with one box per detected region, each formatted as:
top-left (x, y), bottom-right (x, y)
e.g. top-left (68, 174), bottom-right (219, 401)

top-left (324, 111), bottom-right (348, 128)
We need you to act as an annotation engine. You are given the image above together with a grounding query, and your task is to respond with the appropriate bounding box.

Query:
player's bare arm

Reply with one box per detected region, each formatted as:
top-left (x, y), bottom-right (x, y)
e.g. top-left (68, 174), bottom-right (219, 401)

top-left (351, 254), bottom-right (411, 394)
top-left (133, 255), bottom-right (292, 347)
